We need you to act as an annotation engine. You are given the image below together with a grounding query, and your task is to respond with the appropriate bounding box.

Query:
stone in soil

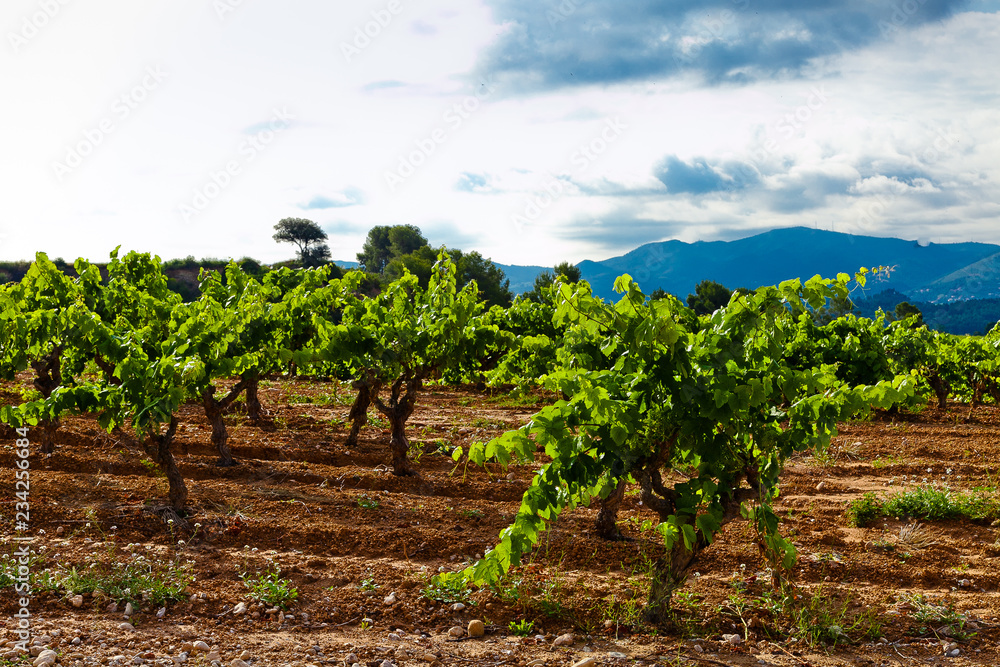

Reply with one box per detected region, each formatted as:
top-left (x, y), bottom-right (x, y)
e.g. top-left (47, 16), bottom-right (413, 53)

top-left (553, 633), bottom-right (574, 647)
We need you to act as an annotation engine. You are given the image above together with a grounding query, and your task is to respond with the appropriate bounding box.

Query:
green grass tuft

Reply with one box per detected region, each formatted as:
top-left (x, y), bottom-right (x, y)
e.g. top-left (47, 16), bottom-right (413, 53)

top-left (847, 486), bottom-right (1000, 527)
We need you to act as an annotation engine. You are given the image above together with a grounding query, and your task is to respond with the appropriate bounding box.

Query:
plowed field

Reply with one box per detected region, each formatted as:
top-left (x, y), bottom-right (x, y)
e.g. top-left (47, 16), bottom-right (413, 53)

top-left (2, 376), bottom-right (998, 667)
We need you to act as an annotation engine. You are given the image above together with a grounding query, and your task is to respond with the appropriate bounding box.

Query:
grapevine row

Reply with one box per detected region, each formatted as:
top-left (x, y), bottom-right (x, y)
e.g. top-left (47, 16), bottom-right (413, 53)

top-left (2, 252), bottom-right (998, 618)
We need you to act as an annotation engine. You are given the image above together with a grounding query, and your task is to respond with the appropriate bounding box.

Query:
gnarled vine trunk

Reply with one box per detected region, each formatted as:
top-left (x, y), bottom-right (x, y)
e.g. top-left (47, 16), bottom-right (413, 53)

top-left (347, 376), bottom-right (381, 447)
top-left (93, 354), bottom-right (122, 386)
top-left (928, 374), bottom-right (949, 409)
top-left (145, 417), bottom-right (187, 510)
top-left (595, 479), bottom-right (627, 540)
top-left (30, 349), bottom-right (62, 398)
top-left (244, 376), bottom-right (266, 424)
top-left (31, 349), bottom-right (63, 454)
top-left (387, 409), bottom-right (414, 476)
top-left (373, 374), bottom-right (422, 477)
top-left (641, 482), bottom-right (753, 624)
top-left (633, 434), bottom-right (758, 625)
top-left (201, 378), bottom-right (249, 467)
top-left (35, 419), bottom-right (59, 455)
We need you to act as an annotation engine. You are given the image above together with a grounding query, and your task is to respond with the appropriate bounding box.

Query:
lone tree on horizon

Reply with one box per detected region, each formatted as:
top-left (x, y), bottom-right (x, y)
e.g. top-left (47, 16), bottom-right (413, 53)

top-left (273, 217), bottom-right (331, 268)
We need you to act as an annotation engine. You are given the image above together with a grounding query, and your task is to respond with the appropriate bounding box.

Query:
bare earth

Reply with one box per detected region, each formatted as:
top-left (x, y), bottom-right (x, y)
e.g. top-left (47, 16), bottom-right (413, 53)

top-left (1, 376), bottom-right (998, 667)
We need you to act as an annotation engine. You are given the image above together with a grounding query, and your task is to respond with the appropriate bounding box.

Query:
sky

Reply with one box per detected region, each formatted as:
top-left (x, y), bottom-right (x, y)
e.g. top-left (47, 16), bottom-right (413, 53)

top-left (1, 0), bottom-right (998, 267)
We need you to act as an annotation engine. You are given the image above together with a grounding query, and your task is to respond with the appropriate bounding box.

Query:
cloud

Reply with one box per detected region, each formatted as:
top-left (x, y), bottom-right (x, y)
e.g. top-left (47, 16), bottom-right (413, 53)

top-left (651, 155), bottom-right (766, 196)
top-left (551, 211), bottom-right (687, 251)
top-left (454, 172), bottom-right (498, 193)
top-left (569, 176), bottom-right (666, 197)
top-left (648, 153), bottom-right (860, 212)
top-left (242, 115), bottom-right (297, 135)
top-left (422, 221), bottom-right (482, 249)
top-left (411, 20), bottom-right (438, 35)
top-left (850, 175), bottom-right (939, 196)
top-left (360, 80), bottom-right (408, 93)
top-left (298, 187), bottom-right (366, 209)
top-left (856, 158), bottom-right (937, 188)
top-left (322, 220), bottom-right (369, 236)
top-left (654, 156), bottom-right (729, 194)
top-left (763, 162), bottom-right (859, 213)
top-left (476, 0), bottom-right (969, 92)
top-left (561, 108), bottom-right (605, 121)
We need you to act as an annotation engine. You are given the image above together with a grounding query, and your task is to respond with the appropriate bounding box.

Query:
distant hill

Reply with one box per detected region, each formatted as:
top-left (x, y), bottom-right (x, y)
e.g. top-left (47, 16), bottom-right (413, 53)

top-left (494, 262), bottom-right (549, 295)
top-left (489, 227), bottom-right (1000, 333)
top-left (568, 227), bottom-right (1000, 303)
top-left (334, 260), bottom-right (359, 270)
top-left (919, 251), bottom-right (1000, 301)
top-left (852, 288), bottom-right (1000, 336)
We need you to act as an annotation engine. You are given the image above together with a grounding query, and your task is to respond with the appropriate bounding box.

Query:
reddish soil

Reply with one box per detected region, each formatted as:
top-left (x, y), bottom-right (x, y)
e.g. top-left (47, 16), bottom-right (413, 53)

top-left (1, 376), bottom-right (998, 666)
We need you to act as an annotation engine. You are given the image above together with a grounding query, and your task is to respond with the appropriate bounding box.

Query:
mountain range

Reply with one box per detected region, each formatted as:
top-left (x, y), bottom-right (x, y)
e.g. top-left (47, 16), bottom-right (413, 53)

top-left (496, 227), bottom-right (1000, 304)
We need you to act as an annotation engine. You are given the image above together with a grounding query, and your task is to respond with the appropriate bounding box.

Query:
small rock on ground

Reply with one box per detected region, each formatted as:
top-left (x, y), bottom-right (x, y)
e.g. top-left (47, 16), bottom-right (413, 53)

top-left (553, 633), bottom-right (574, 647)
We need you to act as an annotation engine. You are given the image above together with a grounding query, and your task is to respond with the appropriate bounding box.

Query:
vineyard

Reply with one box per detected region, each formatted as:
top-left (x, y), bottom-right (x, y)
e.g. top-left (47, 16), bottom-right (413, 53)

top-left (1, 251), bottom-right (999, 666)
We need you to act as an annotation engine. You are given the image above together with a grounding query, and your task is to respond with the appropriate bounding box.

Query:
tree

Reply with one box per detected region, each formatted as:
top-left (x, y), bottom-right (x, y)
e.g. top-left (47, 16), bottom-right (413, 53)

top-left (324, 253), bottom-right (487, 476)
top-left (894, 301), bottom-right (924, 327)
top-left (457, 251), bottom-right (513, 308)
top-left (448, 272), bottom-right (915, 623)
top-left (528, 262), bottom-right (581, 302)
top-left (385, 246), bottom-right (513, 308)
top-left (300, 243), bottom-right (332, 268)
top-left (686, 280), bottom-right (732, 315)
top-left (0, 253), bottom-right (113, 454)
top-left (385, 245), bottom-right (436, 285)
top-left (648, 288), bottom-right (670, 301)
top-left (357, 224), bottom-right (429, 274)
top-left (356, 226), bottom-right (393, 273)
top-left (813, 292), bottom-right (855, 325)
top-left (553, 261), bottom-right (581, 283)
top-left (389, 224), bottom-right (429, 258)
top-left (273, 218), bottom-right (331, 268)
top-left (0, 251), bottom-right (196, 512)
